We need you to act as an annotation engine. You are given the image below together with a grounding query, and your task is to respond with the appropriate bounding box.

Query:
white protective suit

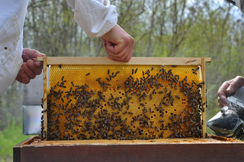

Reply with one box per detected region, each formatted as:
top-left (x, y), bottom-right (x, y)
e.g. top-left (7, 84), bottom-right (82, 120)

top-left (0, 0), bottom-right (117, 95)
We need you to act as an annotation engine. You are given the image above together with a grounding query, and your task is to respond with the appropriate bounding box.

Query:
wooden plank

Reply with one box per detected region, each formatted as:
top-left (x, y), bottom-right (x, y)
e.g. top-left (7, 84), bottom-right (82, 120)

top-left (17, 144), bottom-right (244, 162)
top-left (42, 58), bottom-right (48, 139)
top-left (14, 136), bottom-right (244, 162)
top-left (29, 138), bottom-right (242, 146)
top-left (13, 136), bottom-right (38, 162)
top-left (37, 57), bottom-right (211, 65)
top-left (201, 58), bottom-right (207, 138)
top-left (15, 136), bottom-right (244, 146)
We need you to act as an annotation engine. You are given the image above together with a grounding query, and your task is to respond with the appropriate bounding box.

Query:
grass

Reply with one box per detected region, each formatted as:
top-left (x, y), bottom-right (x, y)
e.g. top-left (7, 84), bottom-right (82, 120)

top-left (0, 120), bottom-right (33, 162)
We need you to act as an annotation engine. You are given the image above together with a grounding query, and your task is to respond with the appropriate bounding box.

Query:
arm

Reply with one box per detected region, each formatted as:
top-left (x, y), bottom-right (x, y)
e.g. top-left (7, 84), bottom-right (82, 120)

top-left (66, 0), bottom-right (117, 37)
top-left (16, 48), bottom-right (46, 84)
top-left (217, 76), bottom-right (244, 108)
top-left (66, 0), bottom-right (134, 62)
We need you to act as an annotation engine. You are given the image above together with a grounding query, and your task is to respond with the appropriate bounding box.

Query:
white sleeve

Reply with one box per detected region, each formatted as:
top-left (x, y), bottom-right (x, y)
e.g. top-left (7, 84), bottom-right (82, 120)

top-left (66, 0), bottom-right (117, 37)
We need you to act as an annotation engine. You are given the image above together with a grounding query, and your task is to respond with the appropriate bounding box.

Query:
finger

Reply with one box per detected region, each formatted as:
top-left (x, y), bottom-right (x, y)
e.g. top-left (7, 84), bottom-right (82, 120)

top-left (106, 49), bottom-right (128, 62)
top-left (217, 80), bottom-right (232, 108)
top-left (218, 80), bottom-right (231, 95)
top-left (108, 38), bottom-right (134, 59)
top-left (107, 37), bottom-right (134, 56)
top-left (116, 48), bottom-right (133, 62)
top-left (104, 42), bottom-right (123, 57)
top-left (123, 51), bottom-right (133, 62)
top-left (33, 61), bottom-right (43, 69)
top-left (226, 76), bottom-right (244, 94)
top-left (103, 37), bottom-right (132, 58)
top-left (218, 96), bottom-right (229, 108)
top-left (105, 42), bottom-right (131, 59)
top-left (107, 55), bottom-right (114, 61)
top-left (16, 68), bottom-right (30, 84)
top-left (23, 63), bottom-right (36, 79)
top-left (107, 41), bottom-right (124, 54)
top-left (27, 60), bottom-right (42, 75)
top-left (107, 46), bottom-right (133, 62)
top-left (107, 51), bottom-right (131, 62)
top-left (123, 43), bottom-right (134, 62)
top-left (22, 48), bottom-right (46, 61)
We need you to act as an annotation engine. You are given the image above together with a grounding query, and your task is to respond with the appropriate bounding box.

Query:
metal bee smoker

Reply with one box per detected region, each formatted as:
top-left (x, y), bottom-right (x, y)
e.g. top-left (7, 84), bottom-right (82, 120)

top-left (207, 86), bottom-right (244, 140)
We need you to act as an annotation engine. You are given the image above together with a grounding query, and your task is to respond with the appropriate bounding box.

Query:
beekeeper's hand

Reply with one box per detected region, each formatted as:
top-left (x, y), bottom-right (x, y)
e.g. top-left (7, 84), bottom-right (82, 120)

top-left (16, 48), bottom-right (46, 84)
top-left (218, 76), bottom-right (244, 108)
top-left (101, 24), bottom-right (134, 62)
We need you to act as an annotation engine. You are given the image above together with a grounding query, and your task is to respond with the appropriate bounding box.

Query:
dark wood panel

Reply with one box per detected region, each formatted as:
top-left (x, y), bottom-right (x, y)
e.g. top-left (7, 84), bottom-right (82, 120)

top-left (14, 137), bottom-right (244, 162)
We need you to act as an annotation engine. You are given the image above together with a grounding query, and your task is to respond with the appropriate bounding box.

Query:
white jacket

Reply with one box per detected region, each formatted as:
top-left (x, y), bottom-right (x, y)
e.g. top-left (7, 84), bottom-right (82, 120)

top-left (0, 0), bottom-right (117, 95)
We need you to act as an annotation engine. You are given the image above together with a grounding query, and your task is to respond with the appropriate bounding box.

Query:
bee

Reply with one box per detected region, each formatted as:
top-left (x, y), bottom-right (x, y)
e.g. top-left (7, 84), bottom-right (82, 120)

top-left (164, 87), bottom-right (167, 92)
top-left (140, 103), bottom-right (145, 106)
top-left (86, 72), bottom-right (90, 76)
top-left (155, 126), bottom-right (159, 132)
top-left (135, 68), bottom-right (138, 74)
top-left (126, 105), bottom-right (130, 110)
top-left (175, 95), bottom-right (180, 99)
top-left (192, 67), bottom-right (199, 72)
top-left (175, 84), bottom-right (177, 90)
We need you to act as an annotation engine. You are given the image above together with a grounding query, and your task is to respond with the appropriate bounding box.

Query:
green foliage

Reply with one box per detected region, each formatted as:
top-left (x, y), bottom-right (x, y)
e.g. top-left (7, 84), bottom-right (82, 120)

top-left (0, 82), bottom-right (23, 130)
top-left (0, 119), bottom-right (32, 161)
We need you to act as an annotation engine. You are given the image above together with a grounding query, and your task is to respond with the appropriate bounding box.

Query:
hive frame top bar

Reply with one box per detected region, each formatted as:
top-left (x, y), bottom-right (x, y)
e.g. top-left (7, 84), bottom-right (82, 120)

top-left (37, 57), bottom-right (211, 65)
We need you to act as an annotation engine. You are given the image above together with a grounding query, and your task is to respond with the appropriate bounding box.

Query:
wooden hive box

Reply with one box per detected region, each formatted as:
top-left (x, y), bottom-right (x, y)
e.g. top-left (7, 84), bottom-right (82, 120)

top-left (14, 57), bottom-right (244, 162)
top-left (14, 135), bottom-right (244, 162)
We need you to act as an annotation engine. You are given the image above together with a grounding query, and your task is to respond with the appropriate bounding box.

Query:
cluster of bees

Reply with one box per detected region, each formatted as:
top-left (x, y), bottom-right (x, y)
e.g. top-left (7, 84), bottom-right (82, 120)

top-left (41, 65), bottom-right (205, 140)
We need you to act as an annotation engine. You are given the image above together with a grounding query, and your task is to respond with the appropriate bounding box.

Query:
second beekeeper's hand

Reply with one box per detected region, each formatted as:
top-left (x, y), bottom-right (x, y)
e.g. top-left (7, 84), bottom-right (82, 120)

top-left (101, 24), bottom-right (134, 62)
top-left (16, 48), bottom-right (46, 84)
top-left (218, 76), bottom-right (244, 108)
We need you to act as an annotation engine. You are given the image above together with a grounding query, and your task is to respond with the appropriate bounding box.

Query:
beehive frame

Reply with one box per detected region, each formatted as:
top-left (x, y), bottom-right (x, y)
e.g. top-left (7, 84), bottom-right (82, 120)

top-left (39, 57), bottom-right (211, 140)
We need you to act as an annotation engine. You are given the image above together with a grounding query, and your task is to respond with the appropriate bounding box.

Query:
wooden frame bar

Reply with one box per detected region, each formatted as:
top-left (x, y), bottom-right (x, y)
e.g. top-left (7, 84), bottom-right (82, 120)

top-left (201, 58), bottom-right (207, 138)
top-left (42, 58), bottom-right (48, 138)
top-left (37, 57), bottom-right (211, 65)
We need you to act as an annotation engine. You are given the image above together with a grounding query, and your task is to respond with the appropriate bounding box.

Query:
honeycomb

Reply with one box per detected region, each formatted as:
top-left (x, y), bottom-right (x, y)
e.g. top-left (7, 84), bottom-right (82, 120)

top-left (42, 64), bottom-right (205, 140)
